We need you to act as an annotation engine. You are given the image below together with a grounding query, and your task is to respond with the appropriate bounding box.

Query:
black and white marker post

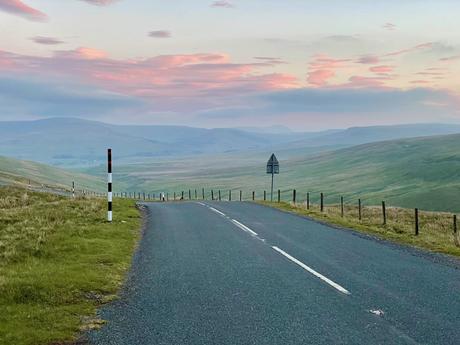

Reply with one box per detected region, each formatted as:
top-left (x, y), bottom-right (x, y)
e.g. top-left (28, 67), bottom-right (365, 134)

top-left (72, 181), bottom-right (75, 198)
top-left (107, 148), bottom-right (113, 222)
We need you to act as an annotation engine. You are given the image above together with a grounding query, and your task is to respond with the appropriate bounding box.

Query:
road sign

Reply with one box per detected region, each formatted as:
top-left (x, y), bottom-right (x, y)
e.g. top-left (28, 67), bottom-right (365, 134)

top-left (267, 154), bottom-right (279, 174)
top-left (267, 153), bottom-right (279, 202)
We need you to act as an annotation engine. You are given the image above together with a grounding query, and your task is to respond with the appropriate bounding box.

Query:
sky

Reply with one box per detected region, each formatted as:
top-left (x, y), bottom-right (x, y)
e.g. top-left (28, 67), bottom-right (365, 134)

top-left (0, 0), bottom-right (460, 130)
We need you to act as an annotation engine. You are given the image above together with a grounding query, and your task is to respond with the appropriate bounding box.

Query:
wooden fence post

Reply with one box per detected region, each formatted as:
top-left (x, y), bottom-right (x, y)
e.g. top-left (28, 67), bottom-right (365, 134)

top-left (252, 191), bottom-right (255, 201)
top-left (188, 190), bottom-right (191, 200)
top-left (174, 192), bottom-right (176, 201)
top-left (454, 215), bottom-right (457, 234)
top-left (240, 190), bottom-right (242, 201)
top-left (278, 189), bottom-right (281, 203)
top-left (293, 189), bottom-right (296, 203)
top-left (382, 201), bottom-right (386, 225)
top-left (341, 196), bottom-right (344, 217)
top-left (218, 190), bottom-right (221, 201)
top-left (320, 193), bottom-right (324, 212)
top-left (195, 189), bottom-right (197, 199)
top-left (358, 199), bottom-right (362, 221)
top-left (211, 190), bottom-right (214, 200)
top-left (229, 190), bottom-right (232, 201)
top-left (415, 208), bottom-right (419, 236)
top-left (264, 190), bottom-right (266, 201)
top-left (202, 188), bottom-right (205, 200)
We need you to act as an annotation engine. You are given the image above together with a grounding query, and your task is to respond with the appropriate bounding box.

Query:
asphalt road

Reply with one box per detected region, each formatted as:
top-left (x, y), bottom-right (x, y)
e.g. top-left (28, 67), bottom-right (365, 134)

top-left (88, 201), bottom-right (460, 345)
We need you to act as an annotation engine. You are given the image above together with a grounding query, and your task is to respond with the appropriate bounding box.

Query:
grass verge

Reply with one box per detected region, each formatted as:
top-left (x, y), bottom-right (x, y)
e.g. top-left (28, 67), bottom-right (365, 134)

top-left (259, 201), bottom-right (460, 257)
top-left (0, 186), bottom-right (141, 345)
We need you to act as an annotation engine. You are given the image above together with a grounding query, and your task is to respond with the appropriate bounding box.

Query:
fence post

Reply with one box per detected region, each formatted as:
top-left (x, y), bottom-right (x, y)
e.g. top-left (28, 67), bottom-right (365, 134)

top-left (174, 192), bottom-right (176, 200)
top-left (252, 191), bottom-right (255, 201)
top-left (202, 188), bottom-right (205, 200)
top-left (341, 196), bottom-right (344, 217)
top-left (229, 190), bottom-right (232, 201)
top-left (415, 208), bottom-right (419, 236)
top-left (293, 189), bottom-right (296, 203)
top-left (382, 201), bottom-right (387, 225)
top-left (107, 148), bottom-right (113, 222)
top-left (240, 190), bottom-right (242, 201)
top-left (264, 190), bottom-right (266, 201)
top-left (211, 190), bottom-right (214, 200)
top-left (218, 190), bottom-right (221, 201)
top-left (278, 189), bottom-right (281, 203)
top-left (320, 193), bottom-right (324, 212)
top-left (195, 189), bottom-right (197, 199)
top-left (307, 192), bottom-right (310, 210)
top-left (188, 190), bottom-right (191, 200)
top-left (358, 199), bottom-right (362, 221)
top-left (72, 181), bottom-right (75, 198)
top-left (454, 215), bottom-right (457, 234)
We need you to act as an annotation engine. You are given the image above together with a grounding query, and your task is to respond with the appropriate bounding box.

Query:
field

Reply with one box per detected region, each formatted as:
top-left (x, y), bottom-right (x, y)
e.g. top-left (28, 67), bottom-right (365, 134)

top-left (261, 200), bottom-right (460, 257)
top-left (94, 133), bottom-right (460, 213)
top-left (0, 187), bottom-right (140, 345)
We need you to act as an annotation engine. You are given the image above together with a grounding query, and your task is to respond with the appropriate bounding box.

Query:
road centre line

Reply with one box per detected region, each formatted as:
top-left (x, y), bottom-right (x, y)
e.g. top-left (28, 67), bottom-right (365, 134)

top-left (231, 219), bottom-right (259, 237)
top-left (272, 246), bottom-right (351, 295)
top-left (196, 202), bottom-right (350, 295)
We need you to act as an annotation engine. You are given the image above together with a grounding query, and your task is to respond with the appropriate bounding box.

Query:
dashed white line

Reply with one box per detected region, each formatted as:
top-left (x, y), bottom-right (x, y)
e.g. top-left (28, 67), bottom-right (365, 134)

top-left (272, 246), bottom-right (351, 295)
top-left (195, 202), bottom-right (350, 295)
top-left (231, 219), bottom-right (259, 237)
top-left (209, 207), bottom-right (226, 217)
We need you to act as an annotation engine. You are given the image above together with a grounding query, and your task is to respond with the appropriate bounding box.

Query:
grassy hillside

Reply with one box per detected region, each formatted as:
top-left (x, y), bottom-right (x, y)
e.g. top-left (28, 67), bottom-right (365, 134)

top-left (0, 155), bottom-right (106, 192)
top-left (101, 133), bottom-right (460, 212)
top-left (0, 186), bottom-right (140, 345)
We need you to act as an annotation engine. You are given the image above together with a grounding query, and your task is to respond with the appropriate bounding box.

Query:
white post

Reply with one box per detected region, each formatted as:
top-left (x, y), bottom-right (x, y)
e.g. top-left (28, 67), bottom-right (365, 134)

top-left (108, 149), bottom-right (113, 222)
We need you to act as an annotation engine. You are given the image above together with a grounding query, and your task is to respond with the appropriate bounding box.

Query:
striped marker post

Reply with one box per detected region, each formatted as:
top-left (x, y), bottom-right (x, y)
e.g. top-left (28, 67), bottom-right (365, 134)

top-left (72, 181), bottom-right (75, 198)
top-left (108, 149), bottom-right (113, 222)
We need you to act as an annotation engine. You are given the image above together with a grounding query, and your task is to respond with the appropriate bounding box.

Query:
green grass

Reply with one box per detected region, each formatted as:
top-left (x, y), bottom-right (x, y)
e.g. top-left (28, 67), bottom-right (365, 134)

top-left (0, 186), bottom-right (141, 345)
top-left (259, 200), bottom-right (460, 257)
top-left (0, 155), bottom-right (105, 193)
top-left (97, 133), bottom-right (460, 213)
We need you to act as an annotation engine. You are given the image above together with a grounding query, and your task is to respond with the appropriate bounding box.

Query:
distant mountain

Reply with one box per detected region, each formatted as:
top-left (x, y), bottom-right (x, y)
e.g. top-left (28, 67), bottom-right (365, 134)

top-left (286, 123), bottom-right (460, 148)
top-left (236, 125), bottom-right (294, 134)
top-left (2, 118), bottom-right (460, 168)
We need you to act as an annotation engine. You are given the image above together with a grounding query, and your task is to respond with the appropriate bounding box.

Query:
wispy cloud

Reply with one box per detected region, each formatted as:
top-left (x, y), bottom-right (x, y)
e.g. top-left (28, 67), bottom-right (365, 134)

top-left (211, 1), bottom-right (234, 8)
top-left (383, 22), bottom-right (397, 31)
top-left (307, 54), bottom-right (350, 86)
top-left (79, 0), bottom-right (118, 5)
top-left (148, 30), bottom-right (172, 39)
top-left (0, 0), bottom-right (47, 21)
top-left (30, 36), bottom-right (64, 45)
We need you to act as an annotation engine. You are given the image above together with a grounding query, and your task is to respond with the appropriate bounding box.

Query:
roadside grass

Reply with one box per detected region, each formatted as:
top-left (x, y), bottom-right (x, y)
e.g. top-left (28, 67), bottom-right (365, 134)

top-left (259, 201), bottom-right (460, 257)
top-left (0, 186), bottom-right (141, 345)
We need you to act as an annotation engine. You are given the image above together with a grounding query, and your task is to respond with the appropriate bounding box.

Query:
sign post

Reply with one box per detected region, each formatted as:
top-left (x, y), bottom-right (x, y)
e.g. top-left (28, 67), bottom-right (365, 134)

top-left (266, 153), bottom-right (279, 202)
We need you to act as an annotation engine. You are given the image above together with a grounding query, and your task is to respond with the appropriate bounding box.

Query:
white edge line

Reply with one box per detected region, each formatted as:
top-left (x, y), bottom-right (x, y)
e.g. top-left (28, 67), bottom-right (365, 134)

top-left (272, 246), bottom-right (350, 295)
top-left (231, 219), bottom-right (259, 237)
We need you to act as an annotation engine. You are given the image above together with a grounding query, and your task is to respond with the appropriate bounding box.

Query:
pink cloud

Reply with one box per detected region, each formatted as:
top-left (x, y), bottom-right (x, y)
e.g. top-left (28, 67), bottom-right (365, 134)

top-left (0, 0), bottom-right (47, 21)
top-left (0, 48), bottom-right (298, 112)
top-left (370, 65), bottom-right (394, 73)
top-left (211, 1), bottom-right (234, 8)
top-left (148, 30), bottom-right (172, 38)
top-left (307, 54), bottom-right (350, 87)
top-left (80, 0), bottom-right (118, 5)
top-left (410, 80), bottom-right (431, 85)
top-left (384, 42), bottom-right (434, 57)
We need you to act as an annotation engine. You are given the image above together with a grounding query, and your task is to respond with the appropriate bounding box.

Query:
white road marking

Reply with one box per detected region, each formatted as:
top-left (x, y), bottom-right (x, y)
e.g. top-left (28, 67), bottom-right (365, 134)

top-left (272, 246), bottom-right (351, 295)
top-left (195, 202), bottom-right (349, 295)
top-left (209, 207), bottom-right (226, 217)
top-left (196, 202), bottom-right (206, 206)
top-left (231, 219), bottom-right (259, 237)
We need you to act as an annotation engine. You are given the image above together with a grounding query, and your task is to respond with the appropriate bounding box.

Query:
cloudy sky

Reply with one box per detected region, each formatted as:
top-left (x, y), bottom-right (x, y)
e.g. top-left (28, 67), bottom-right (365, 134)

top-left (1, 0), bottom-right (460, 130)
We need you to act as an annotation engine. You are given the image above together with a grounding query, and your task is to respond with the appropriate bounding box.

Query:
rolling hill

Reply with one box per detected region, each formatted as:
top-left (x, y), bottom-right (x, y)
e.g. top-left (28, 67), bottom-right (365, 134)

top-left (0, 155), bottom-right (105, 192)
top-left (94, 133), bottom-right (460, 212)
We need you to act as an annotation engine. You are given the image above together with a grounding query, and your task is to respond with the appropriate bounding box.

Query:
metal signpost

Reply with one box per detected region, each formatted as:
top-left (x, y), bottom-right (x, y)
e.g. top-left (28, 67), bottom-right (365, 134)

top-left (266, 153), bottom-right (279, 202)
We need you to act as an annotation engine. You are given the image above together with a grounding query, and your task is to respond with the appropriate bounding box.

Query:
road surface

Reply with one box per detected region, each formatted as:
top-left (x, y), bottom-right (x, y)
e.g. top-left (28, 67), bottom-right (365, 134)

top-left (88, 201), bottom-right (460, 345)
